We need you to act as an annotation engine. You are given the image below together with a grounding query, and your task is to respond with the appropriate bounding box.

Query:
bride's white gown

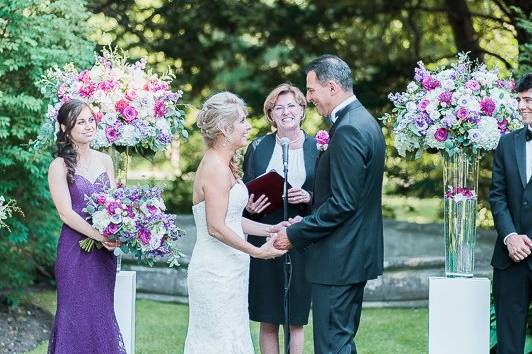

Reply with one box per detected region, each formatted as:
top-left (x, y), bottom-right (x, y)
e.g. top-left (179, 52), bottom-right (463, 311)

top-left (184, 181), bottom-right (254, 354)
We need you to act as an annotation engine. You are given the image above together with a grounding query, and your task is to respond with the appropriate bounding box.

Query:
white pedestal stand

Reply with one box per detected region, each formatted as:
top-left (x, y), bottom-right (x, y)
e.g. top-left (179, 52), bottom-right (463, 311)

top-left (114, 271), bottom-right (136, 354)
top-left (428, 277), bottom-right (490, 354)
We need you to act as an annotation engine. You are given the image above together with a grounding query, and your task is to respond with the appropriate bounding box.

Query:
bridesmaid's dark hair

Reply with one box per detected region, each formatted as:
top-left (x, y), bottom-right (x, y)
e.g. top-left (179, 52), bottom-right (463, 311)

top-left (55, 99), bottom-right (92, 184)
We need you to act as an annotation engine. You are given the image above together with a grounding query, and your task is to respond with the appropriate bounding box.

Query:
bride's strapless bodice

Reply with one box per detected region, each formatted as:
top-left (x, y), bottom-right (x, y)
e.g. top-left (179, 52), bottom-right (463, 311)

top-left (190, 181), bottom-right (250, 266)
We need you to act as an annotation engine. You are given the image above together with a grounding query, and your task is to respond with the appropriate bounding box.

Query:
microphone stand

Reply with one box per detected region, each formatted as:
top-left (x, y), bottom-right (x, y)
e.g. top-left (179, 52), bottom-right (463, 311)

top-left (282, 154), bottom-right (291, 354)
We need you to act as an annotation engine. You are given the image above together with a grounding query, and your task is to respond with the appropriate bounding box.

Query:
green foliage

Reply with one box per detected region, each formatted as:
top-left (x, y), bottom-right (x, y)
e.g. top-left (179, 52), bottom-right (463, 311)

top-left (514, 9), bottom-right (532, 76)
top-left (0, 0), bottom-right (95, 304)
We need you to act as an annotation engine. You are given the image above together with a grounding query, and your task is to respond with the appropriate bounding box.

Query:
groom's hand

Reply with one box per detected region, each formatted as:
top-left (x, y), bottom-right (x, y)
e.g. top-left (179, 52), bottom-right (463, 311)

top-left (273, 228), bottom-right (292, 250)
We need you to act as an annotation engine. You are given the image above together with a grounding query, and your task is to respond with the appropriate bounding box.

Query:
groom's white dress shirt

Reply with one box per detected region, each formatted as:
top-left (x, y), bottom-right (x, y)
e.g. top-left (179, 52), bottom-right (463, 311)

top-left (330, 95), bottom-right (357, 124)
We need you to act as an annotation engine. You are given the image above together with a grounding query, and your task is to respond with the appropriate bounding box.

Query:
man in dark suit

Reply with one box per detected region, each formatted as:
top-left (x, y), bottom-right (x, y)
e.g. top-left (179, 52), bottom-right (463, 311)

top-left (274, 54), bottom-right (385, 354)
top-left (489, 73), bottom-right (532, 354)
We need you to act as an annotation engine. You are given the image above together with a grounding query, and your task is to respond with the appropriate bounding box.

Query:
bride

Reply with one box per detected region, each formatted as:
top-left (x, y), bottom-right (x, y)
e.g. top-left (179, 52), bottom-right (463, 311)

top-left (184, 92), bottom-right (287, 353)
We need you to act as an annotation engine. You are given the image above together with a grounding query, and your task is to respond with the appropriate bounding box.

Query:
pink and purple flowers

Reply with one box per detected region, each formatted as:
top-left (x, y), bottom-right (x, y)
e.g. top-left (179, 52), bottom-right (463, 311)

top-left (315, 130), bottom-right (330, 151)
top-left (81, 184), bottom-right (185, 267)
top-left (35, 48), bottom-right (187, 153)
top-left (381, 53), bottom-right (522, 158)
top-left (444, 187), bottom-right (477, 203)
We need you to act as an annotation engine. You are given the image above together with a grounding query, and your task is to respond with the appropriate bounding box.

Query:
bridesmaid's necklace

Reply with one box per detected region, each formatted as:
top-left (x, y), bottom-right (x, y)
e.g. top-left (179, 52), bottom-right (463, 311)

top-left (275, 130), bottom-right (304, 146)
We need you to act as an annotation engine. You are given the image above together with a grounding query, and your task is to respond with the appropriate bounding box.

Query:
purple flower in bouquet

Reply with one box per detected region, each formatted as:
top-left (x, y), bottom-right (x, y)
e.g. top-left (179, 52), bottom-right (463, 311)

top-left (434, 128), bottom-right (448, 142)
top-left (415, 116), bottom-right (429, 132)
top-left (456, 107), bottom-right (469, 120)
top-left (139, 229), bottom-right (151, 245)
top-left (132, 58), bottom-right (147, 70)
top-left (442, 113), bottom-right (457, 128)
top-left (105, 127), bottom-right (119, 143)
top-left (468, 111), bottom-right (480, 124)
top-left (157, 133), bottom-right (172, 145)
top-left (154, 100), bottom-right (167, 118)
top-left (104, 223), bottom-right (120, 237)
top-left (498, 119), bottom-right (508, 133)
top-left (414, 67), bottom-right (426, 82)
top-left (122, 106), bottom-right (138, 122)
top-left (480, 98), bottom-right (496, 116)
top-left (465, 80), bottom-right (481, 91)
top-left (468, 130), bottom-right (481, 143)
top-left (106, 201), bottom-right (121, 215)
top-left (96, 194), bottom-right (106, 205)
top-left (422, 76), bottom-right (441, 91)
top-left (418, 99), bottom-right (430, 112)
top-left (438, 92), bottom-right (453, 106)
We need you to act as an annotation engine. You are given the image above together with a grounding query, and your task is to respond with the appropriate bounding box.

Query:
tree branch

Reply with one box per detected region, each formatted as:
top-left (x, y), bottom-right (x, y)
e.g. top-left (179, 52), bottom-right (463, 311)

top-left (481, 48), bottom-right (514, 69)
top-left (404, 5), bottom-right (511, 25)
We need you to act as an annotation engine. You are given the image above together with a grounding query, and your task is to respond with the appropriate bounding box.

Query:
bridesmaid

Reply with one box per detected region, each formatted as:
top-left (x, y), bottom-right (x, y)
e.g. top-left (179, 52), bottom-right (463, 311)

top-left (47, 99), bottom-right (125, 354)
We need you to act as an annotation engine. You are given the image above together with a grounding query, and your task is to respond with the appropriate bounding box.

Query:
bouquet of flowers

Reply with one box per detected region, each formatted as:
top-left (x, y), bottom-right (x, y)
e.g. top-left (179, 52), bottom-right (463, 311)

top-left (0, 196), bottom-right (23, 232)
top-left (35, 48), bottom-right (187, 153)
top-left (81, 184), bottom-right (185, 267)
top-left (381, 53), bottom-right (522, 158)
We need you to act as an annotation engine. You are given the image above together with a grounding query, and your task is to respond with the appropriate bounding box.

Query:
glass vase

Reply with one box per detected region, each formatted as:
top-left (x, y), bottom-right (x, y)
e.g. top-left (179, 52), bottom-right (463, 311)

top-left (442, 150), bottom-right (479, 277)
top-left (109, 146), bottom-right (130, 272)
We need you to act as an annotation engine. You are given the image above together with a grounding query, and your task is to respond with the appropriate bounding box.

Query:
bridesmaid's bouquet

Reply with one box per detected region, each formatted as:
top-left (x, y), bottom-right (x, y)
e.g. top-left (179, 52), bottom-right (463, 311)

top-left (35, 48), bottom-right (187, 154)
top-left (0, 196), bottom-right (23, 232)
top-left (81, 185), bottom-right (185, 267)
top-left (381, 53), bottom-right (522, 158)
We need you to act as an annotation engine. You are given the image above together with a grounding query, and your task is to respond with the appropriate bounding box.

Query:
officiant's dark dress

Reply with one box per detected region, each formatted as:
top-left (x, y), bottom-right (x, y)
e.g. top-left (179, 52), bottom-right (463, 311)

top-left (243, 132), bottom-right (319, 325)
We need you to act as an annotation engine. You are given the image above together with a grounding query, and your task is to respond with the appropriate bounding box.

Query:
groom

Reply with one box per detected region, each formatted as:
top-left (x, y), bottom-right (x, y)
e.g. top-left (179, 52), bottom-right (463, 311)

top-left (274, 54), bottom-right (385, 353)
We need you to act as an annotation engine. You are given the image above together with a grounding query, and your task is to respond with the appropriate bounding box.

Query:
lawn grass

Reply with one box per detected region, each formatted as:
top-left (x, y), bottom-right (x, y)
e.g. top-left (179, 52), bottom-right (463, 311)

top-left (27, 291), bottom-right (427, 354)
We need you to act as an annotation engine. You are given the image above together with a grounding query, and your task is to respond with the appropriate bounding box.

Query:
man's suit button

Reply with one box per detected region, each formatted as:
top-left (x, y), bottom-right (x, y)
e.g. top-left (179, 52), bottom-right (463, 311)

top-left (524, 201), bottom-right (529, 207)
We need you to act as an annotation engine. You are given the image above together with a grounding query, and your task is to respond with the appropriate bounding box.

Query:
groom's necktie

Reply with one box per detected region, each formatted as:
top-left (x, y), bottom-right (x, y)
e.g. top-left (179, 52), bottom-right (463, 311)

top-left (526, 129), bottom-right (532, 142)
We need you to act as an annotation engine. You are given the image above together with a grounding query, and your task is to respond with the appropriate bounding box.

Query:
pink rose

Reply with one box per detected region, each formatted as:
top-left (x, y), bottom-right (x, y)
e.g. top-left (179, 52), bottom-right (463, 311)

top-left (315, 130), bottom-right (330, 151)
top-left (465, 80), bottom-right (480, 91)
top-left (121, 106), bottom-right (138, 122)
top-left (418, 99), bottom-right (430, 112)
top-left (456, 107), bottom-right (468, 120)
top-left (125, 89), bottom-right (138, 101)
top-left (105, 126), bottom-right (119, 143)
top-left (97, 80), bottom-right (117, 92)
top-left (96, 194), bottom-right (106, 205)
top-left (115, 99), bottom-right (129, 114)
top-left (79, 84), bottom-right (96, 98)
top-left (154, 100), bottom-right (167, 118)
top-left (434, 128), bottom-right (448, 142)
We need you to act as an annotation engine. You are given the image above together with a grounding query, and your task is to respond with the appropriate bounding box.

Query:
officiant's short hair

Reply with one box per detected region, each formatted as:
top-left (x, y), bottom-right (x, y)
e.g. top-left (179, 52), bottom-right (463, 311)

top-left (263, 83), bottom-right (307, 127)
top-left (305, 54), bottom-right (353, 92)
top-left (516, 73), bottom-right (532, 93)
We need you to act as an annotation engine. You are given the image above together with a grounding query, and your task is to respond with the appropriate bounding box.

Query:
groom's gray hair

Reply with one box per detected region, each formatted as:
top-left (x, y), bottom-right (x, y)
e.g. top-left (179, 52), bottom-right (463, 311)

top-left (305, 55), bottom-right (353, 92)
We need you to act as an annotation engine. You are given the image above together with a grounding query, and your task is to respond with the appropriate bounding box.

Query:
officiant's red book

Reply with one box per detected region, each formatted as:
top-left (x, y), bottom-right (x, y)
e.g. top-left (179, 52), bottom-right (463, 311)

top-left (245, 170), bottom-right (291, 214)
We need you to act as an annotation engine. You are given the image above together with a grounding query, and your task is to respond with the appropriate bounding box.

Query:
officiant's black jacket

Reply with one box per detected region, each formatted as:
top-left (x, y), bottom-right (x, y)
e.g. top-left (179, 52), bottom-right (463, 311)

top-left (287, 100), bottom-right (385, 285)
top-left (489, 127), bottom-right (532, 269)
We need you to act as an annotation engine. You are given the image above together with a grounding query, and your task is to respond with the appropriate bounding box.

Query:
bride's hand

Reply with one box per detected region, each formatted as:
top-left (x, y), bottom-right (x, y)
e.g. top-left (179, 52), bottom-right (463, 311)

top-left (102, 240), bottom-right (121, 251)
top-left (253, 235), bottom-right (287, 260)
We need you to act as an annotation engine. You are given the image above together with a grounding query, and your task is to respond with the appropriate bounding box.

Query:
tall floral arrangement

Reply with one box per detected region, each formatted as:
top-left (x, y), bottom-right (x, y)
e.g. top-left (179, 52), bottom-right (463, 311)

top-left (381, 53), bottom-right (522, 158)
top-left (35, 48), bottom-right (187, 153)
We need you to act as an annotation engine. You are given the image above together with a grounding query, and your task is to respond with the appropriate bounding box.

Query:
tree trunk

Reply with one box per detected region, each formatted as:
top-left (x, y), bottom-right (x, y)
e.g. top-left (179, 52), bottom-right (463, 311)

top-left (443, 0), bottom-right (484, 62)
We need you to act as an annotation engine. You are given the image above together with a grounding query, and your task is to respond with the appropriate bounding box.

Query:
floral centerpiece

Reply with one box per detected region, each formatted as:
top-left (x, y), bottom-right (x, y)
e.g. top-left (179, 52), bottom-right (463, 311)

top-left (35, 48), bottom-right (188, 153)
top-left (0, 196), bottom-right (23, 232)
top-left (81, 184), bottom-right (185, 268)
top-left (382, 53), bottom-right (521, 158)
top-left (381, 53), bottom-right (521, 277)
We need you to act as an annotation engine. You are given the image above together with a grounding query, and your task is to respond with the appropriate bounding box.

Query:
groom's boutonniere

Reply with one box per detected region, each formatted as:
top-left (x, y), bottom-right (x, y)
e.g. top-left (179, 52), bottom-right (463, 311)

top-left (315, 130), bottom-right (330, 151)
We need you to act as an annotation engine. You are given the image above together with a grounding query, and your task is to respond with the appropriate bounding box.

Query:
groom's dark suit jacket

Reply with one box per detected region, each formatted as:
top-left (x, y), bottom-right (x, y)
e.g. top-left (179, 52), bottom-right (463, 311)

top-left (286, 100), bottom-right (385, 285)
top-left (489, 127), bottom-right (532, 269)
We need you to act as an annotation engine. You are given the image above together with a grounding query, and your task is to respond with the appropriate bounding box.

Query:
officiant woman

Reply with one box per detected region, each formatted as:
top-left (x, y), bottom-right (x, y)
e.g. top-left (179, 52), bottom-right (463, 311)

top-left (242, 83), bottom-right (319, 354)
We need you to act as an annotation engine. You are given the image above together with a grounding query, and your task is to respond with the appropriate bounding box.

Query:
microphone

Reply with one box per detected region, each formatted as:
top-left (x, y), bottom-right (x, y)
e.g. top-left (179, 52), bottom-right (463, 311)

top-left (280, 137), bottom-right (290, 168)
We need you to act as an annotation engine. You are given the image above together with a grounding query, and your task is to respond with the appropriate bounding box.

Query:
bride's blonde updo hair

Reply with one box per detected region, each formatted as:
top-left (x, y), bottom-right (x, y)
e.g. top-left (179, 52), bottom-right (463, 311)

top-left (196, 91), bottom-right (247, 178)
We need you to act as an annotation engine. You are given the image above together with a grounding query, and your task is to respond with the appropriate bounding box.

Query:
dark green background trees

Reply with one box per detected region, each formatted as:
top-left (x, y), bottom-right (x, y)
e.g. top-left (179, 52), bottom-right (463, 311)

top-left (0, 0), bottom-right (95, 304)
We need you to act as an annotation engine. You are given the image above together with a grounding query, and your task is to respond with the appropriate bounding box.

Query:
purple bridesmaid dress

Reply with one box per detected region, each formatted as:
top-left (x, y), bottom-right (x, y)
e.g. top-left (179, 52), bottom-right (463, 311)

top-left (48, 172), bottom-right (126, 354)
